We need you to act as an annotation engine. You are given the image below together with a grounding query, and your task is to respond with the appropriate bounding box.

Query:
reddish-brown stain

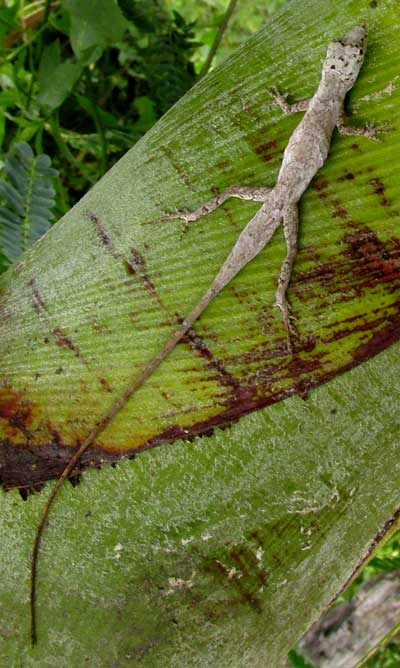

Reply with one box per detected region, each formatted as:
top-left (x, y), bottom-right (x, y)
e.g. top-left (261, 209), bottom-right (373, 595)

top-left (0, 388), bottom-right (22, 420)
top-left (344, 226), bottom-right (400, 285)
top-left (0, 387), bottom-right (34, 440)
top-left (47, 422), bottom-right (63, 445)
top-left (255, 139), bottom-right (278, 162)
top-left (352, 317), bottom-right (400, 363)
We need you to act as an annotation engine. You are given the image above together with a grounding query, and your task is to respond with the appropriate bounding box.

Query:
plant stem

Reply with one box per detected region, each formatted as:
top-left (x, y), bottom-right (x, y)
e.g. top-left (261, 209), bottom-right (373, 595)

top-left (83, 69), bottom-right (108, 175)
top-left (198, 0), bottom-right (238, 79)
top-left (36, 0), bottom-right (53, 68)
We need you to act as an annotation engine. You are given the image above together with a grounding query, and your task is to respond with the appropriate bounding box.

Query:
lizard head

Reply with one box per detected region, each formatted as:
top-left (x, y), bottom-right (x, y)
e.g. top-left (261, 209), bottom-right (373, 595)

top-left (323, 24), bottom-right (368, 92)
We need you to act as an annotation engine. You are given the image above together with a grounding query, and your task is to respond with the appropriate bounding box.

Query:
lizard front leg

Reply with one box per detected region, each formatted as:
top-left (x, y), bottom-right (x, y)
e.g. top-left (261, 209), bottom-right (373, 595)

top-left (275, 203), bottom-right (299, 353)
top-left (271, 87), bottom-right (310, 114)
top-left (160, 185), bottom-right (273, 233)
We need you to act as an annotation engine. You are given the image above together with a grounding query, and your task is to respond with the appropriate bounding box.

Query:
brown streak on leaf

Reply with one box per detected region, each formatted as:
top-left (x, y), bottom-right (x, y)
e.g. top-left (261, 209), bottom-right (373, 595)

top-left (332, 202), bottom-right (350, 219)
top-left (88, 211), bottom-right (118, 255)
top-left (295, 227), bottom-right (400, 300)
top-left (352, 316), bottom-right (400, 363)
top-left (184, 327), bottom-right (241, 392)
top-left (344, 226), bottom-right (400, 285)
top-left (29, 278), bottom-right (48, 316)
top-left (52, 327), bottom-right (84, 360)
top-left (128, 248), bottom-right (169, 312)
top-left (124, 259), bottom-right (136, 275)
top-left (255, 139), bottom-right (278, 162)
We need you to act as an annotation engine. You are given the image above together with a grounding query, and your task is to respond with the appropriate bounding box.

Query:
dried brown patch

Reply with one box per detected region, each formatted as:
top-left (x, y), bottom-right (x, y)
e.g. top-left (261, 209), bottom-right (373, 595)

top-left (0, 386), bottom-right (34, 440)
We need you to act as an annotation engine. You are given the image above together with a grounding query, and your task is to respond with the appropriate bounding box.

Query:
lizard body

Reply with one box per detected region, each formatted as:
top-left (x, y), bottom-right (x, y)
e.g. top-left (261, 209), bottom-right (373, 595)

top-left (30, 24), bottom-right (375, 644)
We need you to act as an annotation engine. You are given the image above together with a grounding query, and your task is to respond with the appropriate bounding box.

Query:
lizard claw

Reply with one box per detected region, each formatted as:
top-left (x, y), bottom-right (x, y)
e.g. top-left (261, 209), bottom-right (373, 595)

top-left (270, 85), bottom-right (287, 97)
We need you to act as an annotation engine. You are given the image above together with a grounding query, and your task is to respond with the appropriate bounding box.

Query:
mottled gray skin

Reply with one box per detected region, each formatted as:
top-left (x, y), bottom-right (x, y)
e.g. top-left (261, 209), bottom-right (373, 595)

top-left (276, 23), bottom-right (369, 201)
top-left (30, 25), bottom-right (375, 645)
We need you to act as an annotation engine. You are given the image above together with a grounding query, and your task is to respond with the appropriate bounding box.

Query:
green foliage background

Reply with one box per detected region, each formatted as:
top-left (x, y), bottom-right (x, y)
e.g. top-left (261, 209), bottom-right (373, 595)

top-left (0, 0), bottom-right (285, 270)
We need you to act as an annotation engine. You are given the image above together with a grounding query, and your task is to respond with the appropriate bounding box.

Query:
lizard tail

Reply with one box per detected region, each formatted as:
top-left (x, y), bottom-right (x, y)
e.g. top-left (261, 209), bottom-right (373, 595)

top-left (29, 285), bottom-right (219, 644)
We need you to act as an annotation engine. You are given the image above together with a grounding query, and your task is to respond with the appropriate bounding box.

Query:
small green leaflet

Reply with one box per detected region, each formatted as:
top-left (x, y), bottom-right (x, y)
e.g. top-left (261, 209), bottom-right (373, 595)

top-left (0, 141), bottom-right (58, 263)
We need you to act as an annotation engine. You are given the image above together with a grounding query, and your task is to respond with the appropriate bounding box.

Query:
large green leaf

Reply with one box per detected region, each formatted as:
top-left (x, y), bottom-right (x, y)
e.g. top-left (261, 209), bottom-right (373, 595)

top-left (0, 0), bottom-right (399, 664)
top-left (64, 0), bottom-right (128, 61)
top-left (0, 1), bottom-right (399, 488)
top-left (37, 41), bottom-right (83, 112)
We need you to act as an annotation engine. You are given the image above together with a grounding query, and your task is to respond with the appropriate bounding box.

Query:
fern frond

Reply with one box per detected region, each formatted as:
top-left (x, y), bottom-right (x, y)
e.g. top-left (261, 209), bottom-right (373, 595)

top-left (0, 141), bottom-right (58, 263)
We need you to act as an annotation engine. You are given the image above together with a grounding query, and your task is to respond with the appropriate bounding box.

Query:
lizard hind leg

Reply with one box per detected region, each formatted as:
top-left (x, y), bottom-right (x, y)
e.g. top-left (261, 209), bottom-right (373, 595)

top-left (274, 203), bottom-right (299, 353)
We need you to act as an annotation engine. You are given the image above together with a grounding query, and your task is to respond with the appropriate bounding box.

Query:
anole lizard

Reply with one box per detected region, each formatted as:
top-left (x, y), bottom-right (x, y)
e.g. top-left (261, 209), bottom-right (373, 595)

top-left (30, 24), bottom-right (376, 644)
